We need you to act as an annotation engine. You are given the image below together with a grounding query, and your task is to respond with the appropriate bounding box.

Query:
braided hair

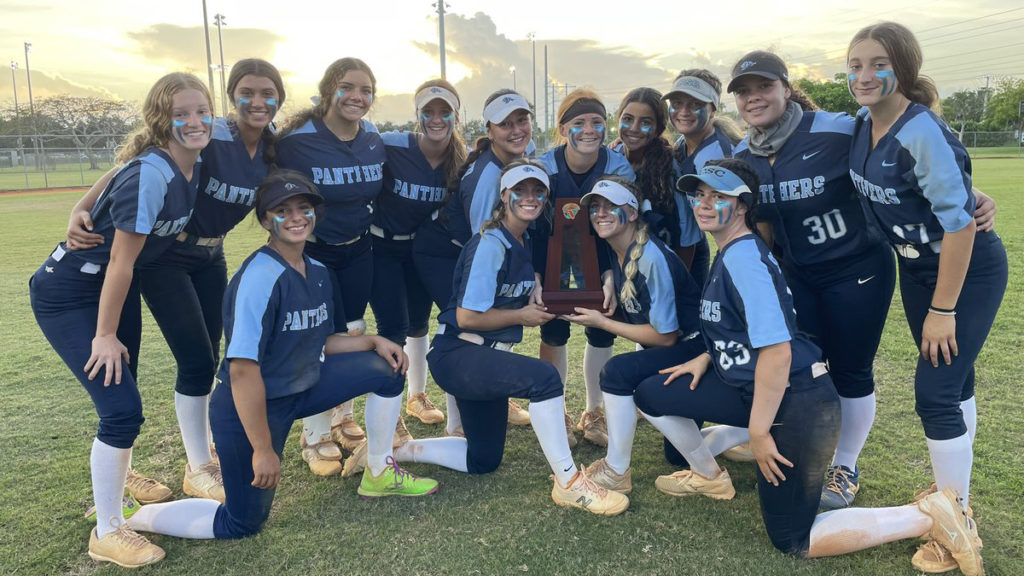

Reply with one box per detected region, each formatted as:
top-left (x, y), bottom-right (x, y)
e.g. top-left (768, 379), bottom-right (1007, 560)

top-left (592, 176), bottom-right (651, 307)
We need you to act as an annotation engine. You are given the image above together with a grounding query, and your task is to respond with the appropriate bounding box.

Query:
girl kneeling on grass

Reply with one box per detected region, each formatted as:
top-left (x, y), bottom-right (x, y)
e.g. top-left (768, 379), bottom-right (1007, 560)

top-left (631, 158), bottom-right (983, 575)
top-left (123, 171), bottom-right (438, 546)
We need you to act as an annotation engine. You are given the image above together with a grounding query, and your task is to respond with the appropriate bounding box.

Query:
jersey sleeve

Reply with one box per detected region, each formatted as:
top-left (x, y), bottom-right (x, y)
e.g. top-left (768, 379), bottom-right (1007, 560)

top-left (225, 256), bottom-right (284, 362)
top-left (637, 249), bottom-right (679, 334)
top-left (465, 161), bottom-right (503, 233)
top-left (458, 233), bottom-right (506, 312)
top-left (109, 161), bottom-right (169, 235)
top-left (896, 113), bottom-right (974, 233)
top-left (722, 241), bottom-right (791, 349)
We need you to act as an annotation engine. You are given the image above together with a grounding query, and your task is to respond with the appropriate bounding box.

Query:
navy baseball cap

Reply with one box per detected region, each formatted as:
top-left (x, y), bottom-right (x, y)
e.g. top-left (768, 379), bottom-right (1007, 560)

top-left (677, 164), bottom-right (752, 197)
top-left (727, 51), bottom-right (790, 93)
top-left (256, 175), bottom-right (323, 215)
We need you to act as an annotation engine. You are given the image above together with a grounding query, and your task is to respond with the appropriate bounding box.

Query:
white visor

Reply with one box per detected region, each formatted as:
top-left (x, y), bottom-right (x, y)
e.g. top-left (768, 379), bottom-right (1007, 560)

top-left (415, 86), bottom-right (460, 113)
top-left (664, 76), bottom-right (721, 110)
top-left (500, 164), bottom-right (550, 191)
top-left (483, 93), bottom-right (532, 124)
top-left (580, 179), bottom-right (638, 210)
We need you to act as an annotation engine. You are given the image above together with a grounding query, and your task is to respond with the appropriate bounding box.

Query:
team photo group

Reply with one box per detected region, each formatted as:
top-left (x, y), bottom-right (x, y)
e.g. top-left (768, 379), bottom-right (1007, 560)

top-left (28, 19), bottom-right (1006, 574)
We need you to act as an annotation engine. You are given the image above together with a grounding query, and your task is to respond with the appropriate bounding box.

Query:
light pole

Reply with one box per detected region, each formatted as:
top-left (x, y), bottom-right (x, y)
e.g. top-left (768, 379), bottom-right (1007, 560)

top-left (527, 32), bottom-right (536, 109)
top-left (202, 0), bottom-right (216, 112)
top-left (9, 61), bottom-right (19, 122)
top-left (214, 13), bottom-right (228, 117)
top-left (433, 2), bottom-right (449, 79)
top-left (25, 41), bottom-right (47, 186)
top-left (23, 43), bottom-right (34, 117)
top-left (510, 65), bottom-right (516, 91)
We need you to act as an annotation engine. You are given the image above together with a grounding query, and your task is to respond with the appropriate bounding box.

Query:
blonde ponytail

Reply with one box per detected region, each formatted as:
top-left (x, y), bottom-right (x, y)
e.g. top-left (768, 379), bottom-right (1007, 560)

top-left (620, 222), bottom-right (650, 306)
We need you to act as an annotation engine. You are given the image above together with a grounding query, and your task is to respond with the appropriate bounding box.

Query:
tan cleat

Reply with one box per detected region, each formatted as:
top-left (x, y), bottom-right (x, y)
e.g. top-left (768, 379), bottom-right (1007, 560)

top-left (341, 439), bottom-right (368, 478)
top-left (124, 469), bottom-right (172, 504)
top-left (551, 468), bottom-right (629, 516)
top-left (721, 442), bottom-right (756, 463)
top-left (183, 460), bottom-right (226, 503)
top-left (564, 412), bottom-right (578, 449)
top-left (655, 467), bottom-right (736, 500)
top-left (913, 482), bottom-right (974, 518)
top-left (331, 411), bottom-right (366, 452)
top-left (88, 525), bottom-right (165, 568)
top-left (393, 416), bottom-right (415, 449)
top-left (916, 488), bottom-right (984, 576)
top-left (584, 458), bottom-right (632, 494)
top-left (507, 399), bottom-right (531, 426)
top-left (407, 393), bottom-right (445, 424)
top-left (300, 436), bottom-right (343, 476)
top-left (577, 408), bottom-right (608, 447)
top-left (912, 540), bottom-right (958, 574)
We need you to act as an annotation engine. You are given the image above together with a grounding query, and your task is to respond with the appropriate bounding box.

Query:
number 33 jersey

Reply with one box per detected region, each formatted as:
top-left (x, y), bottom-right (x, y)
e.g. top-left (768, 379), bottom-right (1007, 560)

top-left (700, 234), bottom-right (821, 391)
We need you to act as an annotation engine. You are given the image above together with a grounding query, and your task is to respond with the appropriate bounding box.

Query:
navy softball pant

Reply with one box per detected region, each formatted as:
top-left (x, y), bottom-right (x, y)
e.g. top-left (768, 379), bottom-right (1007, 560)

top-left (412, 219), bottom-right (462, 310)
top-left (304, 235), bottom-right (373, 326)
top-left (784, 241), bottom-right (896, 399)
top-left (30, 247), bottom-right (144, 449)
top-left (137, 240), bottom-right (227, 397)
top-left (369, 236), bottom-right (434, 345)
top-left (427, 333), bottom-right (563, 474)
top-left (211, 351), bottom-right (404, 539)
top-left (600, 337), bottom-right (707, 396)
top-left (634, 367), bottom-right (840, 558)
top-left (898, 231), bottom-right (1007, 441)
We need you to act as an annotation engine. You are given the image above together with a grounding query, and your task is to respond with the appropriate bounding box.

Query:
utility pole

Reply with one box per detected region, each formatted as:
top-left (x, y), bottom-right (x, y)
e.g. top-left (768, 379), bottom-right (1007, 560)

top-left (25, 41), bottom-right (47, 186)
top-left (202, 0), bottom-right (216, 112)
top-left (543, 45), bottom-right (548, 131)
top-left (434, 2), bottom-right (448, 79)
top-left (982, 75), bottom-right (992, 117)
top-left (214, 13), bottom-right (228, 117)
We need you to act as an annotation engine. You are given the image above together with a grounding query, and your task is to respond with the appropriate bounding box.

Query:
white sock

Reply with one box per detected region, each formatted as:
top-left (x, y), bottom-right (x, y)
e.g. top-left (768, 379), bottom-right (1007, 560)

top-left (529, 397), bottom-right (577, 486)
top-left (175, 392), bottom-right (213, 469)
top-left (302, 410), bottom-right (333, 445)
top-left (701, 425), bottom-right (750, 456)
top-left (405, 336), bottom-right (428, 396)
top-left (337, 399), bottom-right (355, 419)
top-left (927, 433), bottom-right (973, 511)
top-left (545, 344), bottom-right (568, 391)
top-left (807, 505), bottom-right (931, 557)
top-left (635, 342), bottom-right (642, 352)
top-left (832, 393), bottom-right (876, 471)
top-left (445, 394), bottom-right (463, 435)
top-left (127, 499), bottom-right (218, 539)
top-left (603, 393), bottom-right (637, 474)
top-left (91, 438), bottom-right (131, 537)
top-left (346, 319), bottom-right (367, 335)
top-left (583, 344), bottom-right (613, 412)
top-left (207, 378), bottom-right (217, 447)
top-left (394, 438), bottom-right (468, 472)
top-left (365, 393), bottom-right (402, 476)
top-left (961, 396), bottom-right (977, 444)
top-left (642, 411), bottom-right (720, 479)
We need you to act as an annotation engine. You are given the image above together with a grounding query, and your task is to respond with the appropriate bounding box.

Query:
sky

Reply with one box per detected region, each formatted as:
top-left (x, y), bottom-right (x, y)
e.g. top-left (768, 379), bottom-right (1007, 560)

top-left (1, 0), bottom-right (1022, 126)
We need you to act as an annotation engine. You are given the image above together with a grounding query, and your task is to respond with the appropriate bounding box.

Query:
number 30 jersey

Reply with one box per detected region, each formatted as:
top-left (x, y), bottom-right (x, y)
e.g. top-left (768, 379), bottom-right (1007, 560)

top-left (700, 234), bottom-right (821, 391)
top-left (736, 111), bottom-right (882, 270)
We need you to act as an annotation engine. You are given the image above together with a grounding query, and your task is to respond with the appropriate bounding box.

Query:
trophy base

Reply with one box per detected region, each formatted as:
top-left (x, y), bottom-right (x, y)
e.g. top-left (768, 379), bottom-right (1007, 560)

top-left (542, 291), bottom-right (608, 316)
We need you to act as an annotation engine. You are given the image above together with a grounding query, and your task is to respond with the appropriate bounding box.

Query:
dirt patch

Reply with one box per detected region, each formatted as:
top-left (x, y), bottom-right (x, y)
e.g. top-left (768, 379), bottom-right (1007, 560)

top-left (0, 187), bottom-right (87, 196)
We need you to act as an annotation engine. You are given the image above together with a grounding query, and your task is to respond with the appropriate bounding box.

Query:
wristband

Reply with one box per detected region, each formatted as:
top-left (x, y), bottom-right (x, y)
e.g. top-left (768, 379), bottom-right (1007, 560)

top-left (928, 306), bottom-right (956, 317)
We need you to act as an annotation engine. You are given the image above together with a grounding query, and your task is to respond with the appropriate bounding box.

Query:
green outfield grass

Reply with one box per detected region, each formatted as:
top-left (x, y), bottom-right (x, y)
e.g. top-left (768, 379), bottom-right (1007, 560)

top-left (0, 158), bottom-right (1021, 574)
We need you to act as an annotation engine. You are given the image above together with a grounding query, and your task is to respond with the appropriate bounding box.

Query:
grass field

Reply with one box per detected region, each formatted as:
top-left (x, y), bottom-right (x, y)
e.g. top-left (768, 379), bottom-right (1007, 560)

top-left (1, 157), bottom-right (1021, 575)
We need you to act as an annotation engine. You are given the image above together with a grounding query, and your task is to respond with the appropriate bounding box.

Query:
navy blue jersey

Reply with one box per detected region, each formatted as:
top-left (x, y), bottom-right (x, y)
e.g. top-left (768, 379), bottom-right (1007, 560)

top-left (377, 131), bottom-right (448, 235)
top-left (75, 147), bottom-right (197, 266)
top-left (276, 118), bottom-right (386, 243)
top-left (538, 145), bottom-right (635, 200)
top-left (609, 141), bottom-right (682, 249)
top-left (735, 111), bottom-right (881, 269)
top-left (701, 234), bottom-right (820, 390)
top-left (437, 225), bottom-right (536, 344)
top-left (187, 118), bottom-right (267, 237)
top-left (605, 234), bottom-right (701, 336)
top-left (440, 146), bottom-right (505, 245)
top-left (673, 128), bottom-right (734, 247)
top-left (219, 246), bottom-right (334, 399)
top-left (849, 104), bottom-right (974, 251)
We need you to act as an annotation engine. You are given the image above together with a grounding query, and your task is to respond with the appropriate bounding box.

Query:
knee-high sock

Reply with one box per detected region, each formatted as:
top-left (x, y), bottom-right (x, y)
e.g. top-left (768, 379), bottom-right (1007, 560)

top-left (807, 505), bottom-right (931, 557)
top-left (365, 393), bottom-right (402, 476)
top-left (833, 393), bottom-right (876, 471)
top-left (541, 344), bottom-right (568, 391)
top-left (583, 345), bottom-right (612, 412)
top-left (405, 336), bottom-right (429, 396)
top-left (91, 438), bottom-right (131, 538)
top-left (961, 396), bottom-right (977, 444)
top-left (127, 499), bottom-right (218, 539)
top-left (336, 399), bottom-right (355, 419)
top-left (641, 412), bottom-right (719, 479)
top-left (445, 393), bottom-right (462, 435)
top-left (302, 410), bottom-right (333, 445)
top-left (603, 393), bottom-right (637, 474)
top-left (394, 438), bottom-right (468, 472)
top-left (701, 425), bottom-right (750, 456)
top-left (175, 392), bottom-right (213, 469)
top-left (529, 397), bottom-right (576, 486)
top-left (927, 433), bottom-right (973, 512)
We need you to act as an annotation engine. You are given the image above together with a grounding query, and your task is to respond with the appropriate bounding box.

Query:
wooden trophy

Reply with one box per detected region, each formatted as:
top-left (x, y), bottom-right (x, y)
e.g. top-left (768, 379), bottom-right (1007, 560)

top-left (542, 198), bottom-right (605, 315)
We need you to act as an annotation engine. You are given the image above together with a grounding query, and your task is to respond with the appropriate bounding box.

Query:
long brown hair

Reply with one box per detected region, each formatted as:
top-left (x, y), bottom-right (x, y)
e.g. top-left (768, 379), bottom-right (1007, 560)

top-left (848, 21), bottom-right (939, 111)
top-left (616, 87), bottom-right (675, 217)
top-left (279, 57), bottom-right (376, 136)
top-left (117, 73), bottom-right (213, 163)
top-left (226, 58), bottom-right (285, 167)
top-left (414, 78), bottom-right (468, 189)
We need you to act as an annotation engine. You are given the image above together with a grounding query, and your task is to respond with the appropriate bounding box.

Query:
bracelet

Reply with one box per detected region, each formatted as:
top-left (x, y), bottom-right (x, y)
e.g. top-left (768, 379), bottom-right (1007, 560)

top-left (928, 306), bottom-right (956, 316)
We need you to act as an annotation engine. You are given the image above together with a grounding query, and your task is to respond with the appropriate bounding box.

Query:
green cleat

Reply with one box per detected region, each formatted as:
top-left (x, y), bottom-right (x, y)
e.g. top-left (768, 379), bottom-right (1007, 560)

top-left (85, 493), bottom-right (141, 521)
top-left (357, 456), bottom-right (438, 499)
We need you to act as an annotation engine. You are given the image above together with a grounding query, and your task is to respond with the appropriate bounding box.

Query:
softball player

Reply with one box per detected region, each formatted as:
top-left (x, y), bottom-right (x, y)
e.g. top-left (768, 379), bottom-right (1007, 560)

top-left (276, 57), bottom-right (385, 474)
top-left (847, 22), bottom-right (1005, 572)
top-left (370, 80), bottom-right (467, 428)
top-left (425, 160), bottom-right (628, 515)
top-left (30, 73), bottom-right (212, 568)
top-left (560, 177), bottom-right (705, 494)
top-left (535, 89), bottom-right (635, 448)
top-left (412, 89), bottom-right (536, 431)
top-left (66, 59), bottom-right (286, 501)
top-left (122, 172), bottom-right (437, 549)
top-left (633, 159), bottom-right (983, 575)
